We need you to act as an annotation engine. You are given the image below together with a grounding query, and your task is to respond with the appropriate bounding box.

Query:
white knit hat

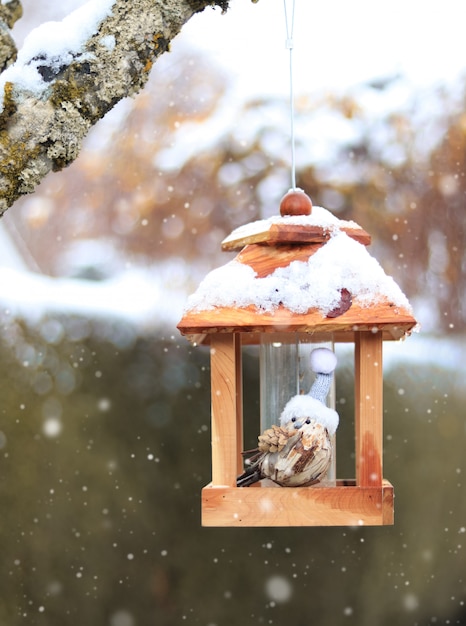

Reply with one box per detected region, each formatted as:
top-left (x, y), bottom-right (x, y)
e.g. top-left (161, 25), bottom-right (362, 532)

top-left (279, 347), bottom-right (339, 435)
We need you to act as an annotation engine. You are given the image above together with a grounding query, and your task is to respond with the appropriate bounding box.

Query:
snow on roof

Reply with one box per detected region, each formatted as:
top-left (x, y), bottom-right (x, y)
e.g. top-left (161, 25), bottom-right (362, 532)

top-left (221, 205), bottom-right (360, 247)
top-left (184, 210), bottom-right (412, 317)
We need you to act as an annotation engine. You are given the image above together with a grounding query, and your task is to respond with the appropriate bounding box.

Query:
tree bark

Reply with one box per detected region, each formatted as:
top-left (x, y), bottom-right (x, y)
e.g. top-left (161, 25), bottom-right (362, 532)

top-left (0, 0), bottom-right (22, 71)
top-left (0, 0), bottom-right (230, 215)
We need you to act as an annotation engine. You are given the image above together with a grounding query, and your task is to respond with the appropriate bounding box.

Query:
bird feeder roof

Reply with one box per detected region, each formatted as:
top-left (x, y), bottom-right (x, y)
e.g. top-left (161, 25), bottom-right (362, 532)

top-left (177, 207), bottom-right (418, 343)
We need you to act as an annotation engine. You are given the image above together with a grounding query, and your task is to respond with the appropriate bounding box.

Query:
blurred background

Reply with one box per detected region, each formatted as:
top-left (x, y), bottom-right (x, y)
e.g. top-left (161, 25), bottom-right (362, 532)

top-left (1, 1), bottom-right (466, 624)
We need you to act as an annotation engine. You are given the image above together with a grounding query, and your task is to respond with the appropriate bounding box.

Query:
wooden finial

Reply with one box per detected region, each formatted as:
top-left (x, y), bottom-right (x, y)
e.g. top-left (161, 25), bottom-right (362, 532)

top-left (279, 189), bottom-right (313, 217)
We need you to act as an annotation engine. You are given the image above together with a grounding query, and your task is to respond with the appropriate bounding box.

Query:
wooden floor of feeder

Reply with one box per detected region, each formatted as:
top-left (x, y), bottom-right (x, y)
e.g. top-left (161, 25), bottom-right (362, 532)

top-left (201, 479), bottom-right (394, 527)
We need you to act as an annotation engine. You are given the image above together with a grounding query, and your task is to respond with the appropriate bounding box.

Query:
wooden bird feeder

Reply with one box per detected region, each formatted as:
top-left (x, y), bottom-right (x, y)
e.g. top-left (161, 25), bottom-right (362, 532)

top-left (177, 192), bottom-right (417, 527)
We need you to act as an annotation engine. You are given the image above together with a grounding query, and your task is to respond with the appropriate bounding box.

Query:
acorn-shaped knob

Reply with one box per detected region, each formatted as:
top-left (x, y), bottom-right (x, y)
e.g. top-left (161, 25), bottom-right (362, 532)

top-left (279, 189), bottom-right (313, 216)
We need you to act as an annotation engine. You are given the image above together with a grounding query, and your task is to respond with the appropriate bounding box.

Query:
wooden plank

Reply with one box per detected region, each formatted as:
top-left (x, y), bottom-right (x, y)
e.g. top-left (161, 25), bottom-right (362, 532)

top-left (201, 480), bottom-right (394, 526)
top-left (269, 223), bottom-right (372, 246)
top-left (237, 243), bottom-right (323, 278)
top-left (221, 224), bottom-right (328, 250)
top-left (210, 334), bottom-right (242, 487)
top-left (186, 329), bottom-right (405, 347)
top-left (382, 482), bottom-right (395, 524)
top-left (178, 301), bottom-right (417, 338)
top-left (221, 223), bottom-right (371, 251)
top-left (234, 334), bottom-right (243, 474)
top-left (355, 332), bottom-right (383, 487)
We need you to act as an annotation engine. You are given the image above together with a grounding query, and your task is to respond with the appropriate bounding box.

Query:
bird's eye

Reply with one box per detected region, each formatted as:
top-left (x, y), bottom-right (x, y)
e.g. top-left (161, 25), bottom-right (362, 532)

top-left (291, 417), bottom-right (297, 422)
top-left (305, 418), bottom-right (311, 424)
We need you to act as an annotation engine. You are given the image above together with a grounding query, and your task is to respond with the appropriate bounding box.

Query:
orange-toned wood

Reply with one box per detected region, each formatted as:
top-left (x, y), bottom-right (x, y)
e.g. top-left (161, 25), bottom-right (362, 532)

top-left (221, 222), bottom-right (371, 250)
top-left (269, 223), bottom-right (371, 246)
top-left (210, 334), bottom-right (242, 486)
top-left (279, 189), bottom-right (313, 216)
top-left (234, 334), bottom-right (243, 474)
top-left (201, 479), bottom-right (394, 526)
top-left (189, 329), bottom-right (400, 346)
top-left (382, 483), bottom-right (395, 524)
top-left (355, 332), bottom-right (383, 487)
top-left (237, 243), bottom-right (324, 278)
top-left (178, 301), bottom-right (417, 340)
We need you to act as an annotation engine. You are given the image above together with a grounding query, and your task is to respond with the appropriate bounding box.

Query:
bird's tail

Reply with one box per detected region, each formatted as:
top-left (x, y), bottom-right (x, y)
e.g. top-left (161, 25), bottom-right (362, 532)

top-left (237, 449), bottom-right (262, 487)
top-left (236, 466), bottom-right (261, 487)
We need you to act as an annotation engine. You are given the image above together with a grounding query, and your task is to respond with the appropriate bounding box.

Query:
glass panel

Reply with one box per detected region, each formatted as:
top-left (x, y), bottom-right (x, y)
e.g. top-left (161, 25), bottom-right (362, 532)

top-left (260, 333), bottom-right (299, 430)
top-left (260, 333), bottom-right (336, 483)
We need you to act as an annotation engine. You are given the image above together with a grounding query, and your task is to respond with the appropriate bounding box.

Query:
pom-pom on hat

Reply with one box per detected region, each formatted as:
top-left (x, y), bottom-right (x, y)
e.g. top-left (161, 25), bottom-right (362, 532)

top-left (309, 347), bottom-right (337, 405)
top-left (310, 347), bottom-right (337, 374)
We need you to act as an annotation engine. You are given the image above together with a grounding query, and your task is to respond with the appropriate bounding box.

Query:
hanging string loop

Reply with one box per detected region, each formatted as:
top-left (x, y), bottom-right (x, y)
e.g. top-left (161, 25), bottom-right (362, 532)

top-left (283, 0), bottom-right (297, 190)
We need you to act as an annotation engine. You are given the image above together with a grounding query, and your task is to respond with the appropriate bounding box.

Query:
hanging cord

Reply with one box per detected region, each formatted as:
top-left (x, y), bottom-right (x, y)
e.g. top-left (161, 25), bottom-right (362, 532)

top-left (283, 0), bottom-right (297, 190)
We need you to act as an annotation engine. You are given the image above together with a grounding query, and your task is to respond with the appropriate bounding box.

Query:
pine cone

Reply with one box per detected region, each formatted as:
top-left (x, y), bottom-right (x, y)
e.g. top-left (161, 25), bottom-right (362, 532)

top-left (258, 424), bottom-right (297, 453)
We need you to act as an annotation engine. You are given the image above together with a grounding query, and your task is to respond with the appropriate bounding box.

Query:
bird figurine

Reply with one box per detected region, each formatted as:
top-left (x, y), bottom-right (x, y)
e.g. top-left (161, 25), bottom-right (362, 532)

top-left (237, 347), bottom-right (339, 487)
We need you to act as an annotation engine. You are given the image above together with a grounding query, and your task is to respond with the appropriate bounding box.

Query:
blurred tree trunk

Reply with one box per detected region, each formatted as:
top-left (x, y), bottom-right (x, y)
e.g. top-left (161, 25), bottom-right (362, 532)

top-left (0, 0), bottom-right (230, 215)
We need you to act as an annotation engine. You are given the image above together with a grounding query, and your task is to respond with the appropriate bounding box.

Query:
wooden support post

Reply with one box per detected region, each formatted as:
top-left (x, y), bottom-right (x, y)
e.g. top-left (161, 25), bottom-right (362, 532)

top-left (234, 334), bottom-right (243, 474)
top-left (355, 331), bottom-right (383, 487)
top-left (210, 334), bottom-right (242, 486)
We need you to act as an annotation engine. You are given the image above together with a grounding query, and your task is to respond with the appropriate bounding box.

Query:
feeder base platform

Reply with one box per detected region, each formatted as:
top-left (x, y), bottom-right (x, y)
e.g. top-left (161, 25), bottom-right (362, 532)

top-left (201, 479), bottom-right (394, 527)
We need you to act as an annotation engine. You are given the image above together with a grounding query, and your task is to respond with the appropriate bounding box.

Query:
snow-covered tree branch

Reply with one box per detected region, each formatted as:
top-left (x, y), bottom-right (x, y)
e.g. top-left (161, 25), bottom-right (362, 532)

top-left (0, 0), bottom-right (22, 70)
top-left (0, 0), bottom-right (230, 216)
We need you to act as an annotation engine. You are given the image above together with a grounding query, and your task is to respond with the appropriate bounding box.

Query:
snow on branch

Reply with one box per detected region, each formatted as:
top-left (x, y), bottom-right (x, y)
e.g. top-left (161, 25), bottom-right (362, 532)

top-left (0, 0), bottom-right (230, 215)
top-left (0, 0), bottom-right (22, 70)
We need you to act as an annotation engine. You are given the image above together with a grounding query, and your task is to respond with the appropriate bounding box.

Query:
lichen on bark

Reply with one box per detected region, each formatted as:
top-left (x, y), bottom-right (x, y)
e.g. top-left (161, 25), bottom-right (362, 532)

top-left (0, 0), bottom-right (22, 71)
top-left (0, 0), bottom-right (232, 216)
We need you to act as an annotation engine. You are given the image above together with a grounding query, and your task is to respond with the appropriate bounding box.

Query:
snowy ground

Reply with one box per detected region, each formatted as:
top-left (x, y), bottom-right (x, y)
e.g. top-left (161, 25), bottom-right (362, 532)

top-left (0, 217), bottom-right (195, 331)
top-left (0, 266), bottom-right (179, 327)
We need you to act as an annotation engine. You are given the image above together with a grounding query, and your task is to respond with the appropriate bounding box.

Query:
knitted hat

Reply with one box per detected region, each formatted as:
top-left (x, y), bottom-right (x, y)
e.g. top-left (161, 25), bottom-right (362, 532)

top-left (309, 347), bottom-right (337, 404)
top-left (279, 347), bottom-right (339, 435)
